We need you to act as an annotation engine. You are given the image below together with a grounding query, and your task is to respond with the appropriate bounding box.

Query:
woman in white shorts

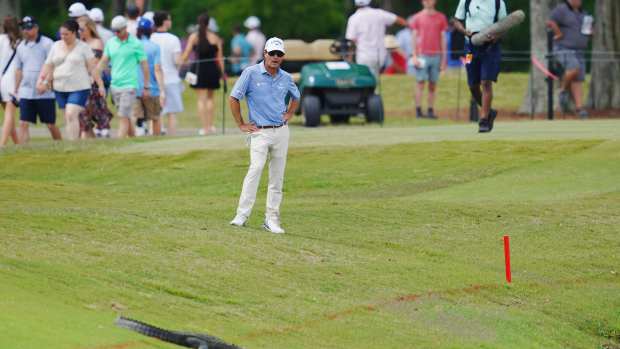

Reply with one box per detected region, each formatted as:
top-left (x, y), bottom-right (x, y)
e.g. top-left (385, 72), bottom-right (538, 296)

top-left (0, 16), bottom-right (21, 146)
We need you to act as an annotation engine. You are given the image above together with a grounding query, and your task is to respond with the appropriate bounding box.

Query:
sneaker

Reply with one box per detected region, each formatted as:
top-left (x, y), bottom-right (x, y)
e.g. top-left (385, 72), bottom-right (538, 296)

top-left (230, 215), bottom-right (248, 227)
top-left (94, 128), bottom-right (102, 138)
top-left (101, 128), bottom-right (111, 138)
top-left (416, 107), bottom-right (424, 119)
top-left (135, 126), bottom-right (147, 137)
top-left (263, 218), bottom-right (285, 234)
top-left (198, 128), bottom-right (206, 136)
top-left (488, 109), bottom-right (498, 131)
top-left (559, 90), bottom-right (571, 113)
top-left (578, 108), bottom-right (589, 119)
top-left (478, 118), bottom-right (491, 133)
top-left (427, 108), bottom-right (437, 119)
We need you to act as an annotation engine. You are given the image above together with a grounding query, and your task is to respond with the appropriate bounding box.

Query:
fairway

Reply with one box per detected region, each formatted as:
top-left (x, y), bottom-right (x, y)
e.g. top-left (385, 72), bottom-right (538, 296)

top-left (1, 120), bottom-right (620, 349)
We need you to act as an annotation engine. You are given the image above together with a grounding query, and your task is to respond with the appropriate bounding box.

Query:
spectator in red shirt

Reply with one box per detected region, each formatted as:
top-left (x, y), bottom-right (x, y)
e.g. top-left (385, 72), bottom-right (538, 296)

top-left (410, 0), bottom-right (448, 119)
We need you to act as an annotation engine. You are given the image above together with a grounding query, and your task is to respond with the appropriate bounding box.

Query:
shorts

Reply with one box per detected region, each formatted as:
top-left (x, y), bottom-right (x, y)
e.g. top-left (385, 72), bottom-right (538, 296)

top-left (413, 55), bottom-right (441, 83)
top-left (132, 96), bottom-right (161, 121)
top-left (553, 47), bottom-right (586, 81)
top-left (465, 41), bottom-right (501, 86)
top-left (19, 98), bottom-right (57, 124)
top-left (162, 82), bottom-right (184, 114)
top-left (111, 88), bottom-right (136, 118)
top-left (0, 73), bottom-right (16, 103)
top-left (54, 89), bottom-right (91, 109)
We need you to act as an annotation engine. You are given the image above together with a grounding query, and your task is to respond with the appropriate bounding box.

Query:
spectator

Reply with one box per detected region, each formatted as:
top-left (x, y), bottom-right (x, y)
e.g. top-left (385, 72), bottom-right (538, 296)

top-left (126, 4), bottom-right (140, 37)
top-left (77, 18), bottom-right (113, 139)
top-left (68, 2), bottom-right (89, 22)
top-left (88, 8), bottom-right (114, 44)
top-left (133, 18), bottom-right (166, 136)
top-left (383, 35), bottom-right (408, 75)
top-left (244, 16), bottom-right (265, 65)
top-left (38, 19), bottom-right (105, 141)
top-left (151, 11), bottom-right (184, 136)
top-left (13, 16), bottom-right (62, 144)
top-left (181, 13), bottom-right (225, 136)
top-left (95, 16), bottom-right (150, 138)
top-left (345, 0), bottom-right (407, 78)
top-left (453, 0), bottom-right (507, 133)
top-left (547, 0), bottom-right (592, 119)
top-left (410, 0), bottom-right (448, 119)
top-left (0, 16), bottom-right (21, 146)
top-left (208, 18), bottom-right (219, 33)
top-left (230, 25), bottom-right (252, 76)
top-left (142, 11), bottom-right (155, 24)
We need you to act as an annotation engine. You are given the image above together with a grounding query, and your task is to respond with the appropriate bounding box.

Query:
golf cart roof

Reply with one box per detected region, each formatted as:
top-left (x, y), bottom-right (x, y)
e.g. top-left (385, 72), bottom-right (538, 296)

top-left (283, 39), bottom-right (340, 62)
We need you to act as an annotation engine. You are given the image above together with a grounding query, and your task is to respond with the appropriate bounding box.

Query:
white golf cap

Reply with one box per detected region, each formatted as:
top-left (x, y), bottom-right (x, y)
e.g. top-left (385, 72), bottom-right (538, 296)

top-left (244, 16), bottom-right (261, 30)
top-left (110, 15), bottom-right (128, 31)
top-left (355, 0), bottom-right (372, 6)
top-left (265, 37), bottom-right (285, 54)
top-left (208, 18), bottom-right (219, 33)
top-left (142, 11), bottom-right (154, 24)
top-left (68, 2), bottom-right (89, 18)
top-left (89, 8), bottom-right (104, 22)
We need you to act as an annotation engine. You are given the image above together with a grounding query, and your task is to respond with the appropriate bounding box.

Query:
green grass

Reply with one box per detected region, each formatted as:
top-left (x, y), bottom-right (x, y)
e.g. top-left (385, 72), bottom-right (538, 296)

top-left (1, 119), bottom-right (619, 349)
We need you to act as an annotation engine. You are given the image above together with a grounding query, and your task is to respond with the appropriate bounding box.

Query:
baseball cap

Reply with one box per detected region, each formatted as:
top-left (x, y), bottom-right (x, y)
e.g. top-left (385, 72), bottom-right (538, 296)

top-left (110, 16), bottom-right (128, 32)
top-left (244, 16), bottom-right (260, 30)
top-left (68, 2), bottom-right (88, 18)
top-left (265, 37), bottom-right (285, 54)
top-left (89, 8), bottom-right (104, 22)
top-left (138, 17), bottom-right (152, 31)
top-left (355, 0), bottom-right (372, 6)
top-left (208, 18), bottom-right (219, 33)
top-left (19, 16), bottom-right (38, 30)
top-left (142, 11), bottom-right (154, 24)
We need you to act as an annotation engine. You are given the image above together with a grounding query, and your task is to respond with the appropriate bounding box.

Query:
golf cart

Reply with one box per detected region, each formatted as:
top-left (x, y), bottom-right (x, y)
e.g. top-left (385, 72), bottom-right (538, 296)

top-left (286, 39), bottom-right (384, 127)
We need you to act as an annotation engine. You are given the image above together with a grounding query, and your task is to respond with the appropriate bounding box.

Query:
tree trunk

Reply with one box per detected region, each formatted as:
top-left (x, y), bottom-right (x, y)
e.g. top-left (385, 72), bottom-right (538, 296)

top-left (0, 0), bottom-right (20, 17)
top-left (518, 0), bottom-right (561, 114)
top-left (587, 1), bottom-right (620, 109)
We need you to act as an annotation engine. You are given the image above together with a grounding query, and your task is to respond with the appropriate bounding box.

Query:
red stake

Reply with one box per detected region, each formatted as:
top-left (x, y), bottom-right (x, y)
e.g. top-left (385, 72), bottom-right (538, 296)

top-left (504, 235), bottom-right (512, 283)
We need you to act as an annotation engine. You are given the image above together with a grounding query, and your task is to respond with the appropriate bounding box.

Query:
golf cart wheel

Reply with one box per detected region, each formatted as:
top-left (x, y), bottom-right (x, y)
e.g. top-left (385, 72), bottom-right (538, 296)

top-left (329, 114), bottom-right (350, 124)
top-left (303, 95), bottom-right (321, 127)
top-left (365, 94), bottom-right (384, 124)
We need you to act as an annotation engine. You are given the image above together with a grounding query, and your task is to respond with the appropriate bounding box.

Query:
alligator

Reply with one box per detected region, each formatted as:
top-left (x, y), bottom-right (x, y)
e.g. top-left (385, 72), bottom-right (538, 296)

top-left (115, 316), bottom-right (243, 349)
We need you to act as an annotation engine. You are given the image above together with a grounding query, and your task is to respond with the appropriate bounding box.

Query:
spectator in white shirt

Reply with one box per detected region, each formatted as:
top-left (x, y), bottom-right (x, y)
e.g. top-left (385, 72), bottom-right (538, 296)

top-left (244, 16), bottom-right (266, 65)
top-left (345, 0), bottom-right (407, 78)
top-left (151, 11), bottom-right (184, 136)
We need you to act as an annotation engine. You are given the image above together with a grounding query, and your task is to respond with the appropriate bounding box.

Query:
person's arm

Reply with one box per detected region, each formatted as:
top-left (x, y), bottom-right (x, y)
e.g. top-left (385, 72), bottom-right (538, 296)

top-left (94, 54), bottom-right (109, 82)
top-left (546, 20), bottom-right (563, 41)
top-left (13, 69), bottom-right (22, 97)
top-left (452, 19), bottom-right (472, 38)
top-left (36, 63), bottom-right (53, 95)
top-left (154, 63), bottom-right (166, 107)
top-left (394, 16), bottom-right (408, 27)
top-left (440, 30), bottom-right (447, 71)
top-left (410, 30), bottom-right (420, 67)
top-left (283, 78), bottom-right (301, 122)
top-left (87, 57), bottom-right (106, 98)
top-left (179, 33), bottom-right (196, 65)
top-left (217, 37), bottom-right (226, 79)
top-left (140, 60), bottom-right (150, 98)
top-left (229, 96), bottom-right (258, 133)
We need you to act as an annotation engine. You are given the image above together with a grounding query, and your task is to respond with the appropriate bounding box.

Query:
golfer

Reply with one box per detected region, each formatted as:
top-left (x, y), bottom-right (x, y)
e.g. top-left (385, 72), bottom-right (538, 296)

top-left (229, 37), bottom-right (300, 234)
top-left (453, 0), bottom-right (507, 133)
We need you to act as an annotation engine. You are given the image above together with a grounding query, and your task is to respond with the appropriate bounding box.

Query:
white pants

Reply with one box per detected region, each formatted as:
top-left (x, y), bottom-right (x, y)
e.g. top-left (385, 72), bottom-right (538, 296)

top-left (236, 125), bottom-right (290, 220)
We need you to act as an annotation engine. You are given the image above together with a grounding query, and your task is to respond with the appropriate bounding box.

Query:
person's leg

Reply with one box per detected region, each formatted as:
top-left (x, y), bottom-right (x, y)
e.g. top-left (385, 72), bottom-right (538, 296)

top-left (39, 99), bottom-right (62, 140)
top-left (18, 121), bottom-right (30, 144)
top-left (1, 103), bottom-right (19, 146)
top-left (151, 118), bottom-right (161, 136)
top-left (167, 113), bottom-right (177, 136)
top-left (469, 84), bottom-right (482, 106)
top-left (561, 69), bottom-right (580, 92)
top-left (118, 117), bottom-right (130, 138)
top-left (236, 132), bottom-right (269, 219)
top-left (206, 89), bottom-right (216, 132)
top-left (195, 88), bottom-right (208, 134)
top-left (64, 104), bottom-right (83, 141)
top-left (480, 80), bottom-right (493, 119)
top-left (415, 81), bottom-right (425, 117)
top-left (427, 82), bottom-right (437, 118)
top-left (266, 127), bottom-right (290, 221)
top-left (47, 123), bottom-right (62, 140)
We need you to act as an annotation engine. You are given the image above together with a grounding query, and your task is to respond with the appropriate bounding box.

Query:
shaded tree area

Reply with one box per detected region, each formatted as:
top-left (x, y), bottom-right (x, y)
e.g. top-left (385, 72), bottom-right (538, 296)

top-left (588, 0), bottom-right (620, 109)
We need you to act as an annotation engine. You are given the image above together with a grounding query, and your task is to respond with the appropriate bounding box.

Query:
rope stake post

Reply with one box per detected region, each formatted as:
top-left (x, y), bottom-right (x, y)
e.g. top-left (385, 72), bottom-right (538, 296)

top-left (503, 235), bottom-right (512, 284)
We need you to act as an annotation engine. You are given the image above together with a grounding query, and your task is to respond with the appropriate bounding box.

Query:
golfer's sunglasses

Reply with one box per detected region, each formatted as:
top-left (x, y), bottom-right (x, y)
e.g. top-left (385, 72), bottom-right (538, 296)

top-left (268, 50), bottom-right (284, 57)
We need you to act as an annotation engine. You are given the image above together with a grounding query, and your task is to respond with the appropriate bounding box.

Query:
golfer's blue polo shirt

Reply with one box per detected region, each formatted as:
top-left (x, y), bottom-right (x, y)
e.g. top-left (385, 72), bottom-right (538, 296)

top-left (230, 62), bottom-right (300, 126)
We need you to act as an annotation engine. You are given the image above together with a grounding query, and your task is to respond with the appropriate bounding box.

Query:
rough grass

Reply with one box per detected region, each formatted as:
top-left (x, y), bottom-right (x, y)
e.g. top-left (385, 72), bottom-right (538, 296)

top-left (1, 120), bottom-right (619, 349)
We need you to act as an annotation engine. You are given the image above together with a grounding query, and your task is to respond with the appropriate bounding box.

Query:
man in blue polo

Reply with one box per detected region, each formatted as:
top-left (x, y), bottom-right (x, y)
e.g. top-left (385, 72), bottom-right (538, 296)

top-left (453, 0), bottom-right (507, 133)
top-left (229, 37), bottom-right (300, 234)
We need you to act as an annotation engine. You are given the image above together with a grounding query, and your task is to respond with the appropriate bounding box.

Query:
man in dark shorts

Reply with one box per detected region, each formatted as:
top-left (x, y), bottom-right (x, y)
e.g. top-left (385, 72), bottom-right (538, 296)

top-left (547, 0), bottom-right (591, 119)
top-left (13, 16), bottom-right (61, 143)
top-left (453, 0), bottom-right (507, 133)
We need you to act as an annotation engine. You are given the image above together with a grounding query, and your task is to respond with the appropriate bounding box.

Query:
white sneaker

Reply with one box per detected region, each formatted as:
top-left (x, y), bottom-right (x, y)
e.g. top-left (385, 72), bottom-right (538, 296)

top-left (101, 128), bottom-right (111, 138)
top-left (263, 218), bottom-right (285, 234)
top-left (136, 126), bottom-right (147, 137)
top-left (230, 215), bottom-right (247, 227)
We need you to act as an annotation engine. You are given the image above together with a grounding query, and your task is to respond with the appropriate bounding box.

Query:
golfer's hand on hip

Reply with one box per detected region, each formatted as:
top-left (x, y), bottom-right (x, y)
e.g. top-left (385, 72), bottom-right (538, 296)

top-left (283, 112), bottom-right (294, 122)
top-left (239, 123), bottom-right (258, 133)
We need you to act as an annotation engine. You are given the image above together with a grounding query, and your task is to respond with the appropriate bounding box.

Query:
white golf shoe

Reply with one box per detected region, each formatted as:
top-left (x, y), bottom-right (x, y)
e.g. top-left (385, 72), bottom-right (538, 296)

top-left (230, 215), bottom-right (247, 227)
top-left (263, 218), bottom-right (285, 234)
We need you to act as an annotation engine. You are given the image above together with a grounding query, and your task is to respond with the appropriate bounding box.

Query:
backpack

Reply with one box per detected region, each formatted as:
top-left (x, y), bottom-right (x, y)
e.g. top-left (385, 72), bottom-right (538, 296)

top-left (465, 0), bottom-right (501, 24)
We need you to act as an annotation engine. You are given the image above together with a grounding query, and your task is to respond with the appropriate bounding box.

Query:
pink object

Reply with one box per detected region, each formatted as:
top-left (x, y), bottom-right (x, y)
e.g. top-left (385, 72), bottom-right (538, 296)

top-left (409, 10), bottom-right (448, 56)
top-left (532, 56), bottom-right (559, 80)
top-left (504, 235), bottom-right (512, 283)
